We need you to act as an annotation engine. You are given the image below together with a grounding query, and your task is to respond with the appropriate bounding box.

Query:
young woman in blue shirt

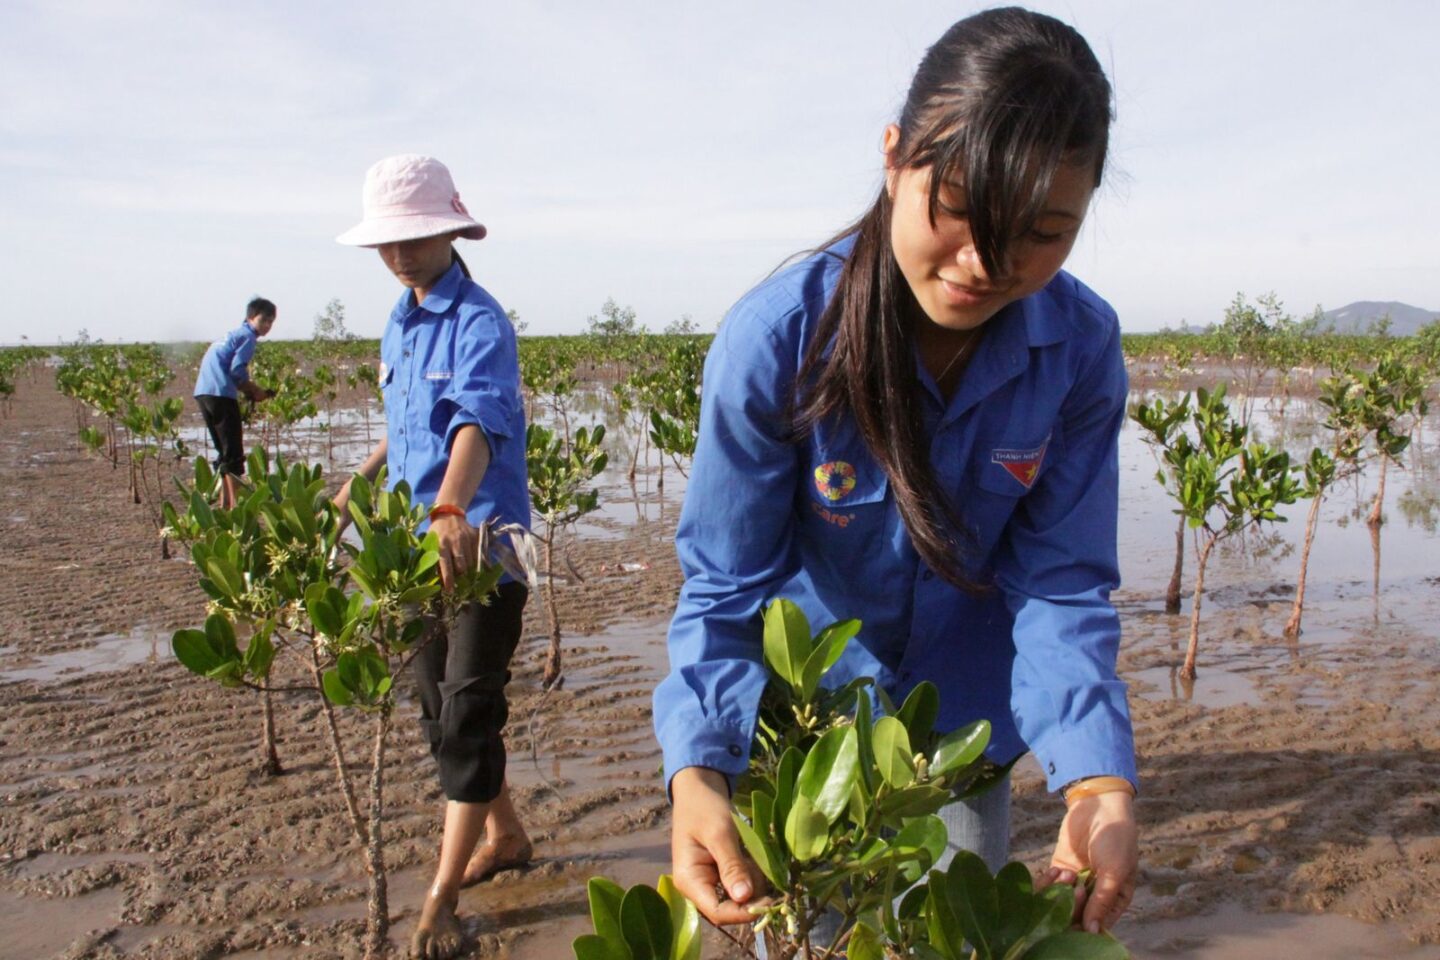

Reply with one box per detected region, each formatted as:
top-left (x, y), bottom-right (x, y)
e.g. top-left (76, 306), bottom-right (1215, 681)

top-left (334, 155), bottom-right (532, 960)
top-left (655, 7), bottom-right (1139, 940)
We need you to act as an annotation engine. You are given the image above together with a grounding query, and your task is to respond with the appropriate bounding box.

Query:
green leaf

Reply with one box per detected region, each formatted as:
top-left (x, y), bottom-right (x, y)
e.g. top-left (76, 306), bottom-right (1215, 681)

top-left (795, 725), bottom-right (859, 823)
top-left (321, 668), bottom-right (354, 706)
top-left (774, 746), bottom-right (801, 831)
top-left (1020, 931), bottom-right (1129, 960)
top-left (895, 681), bottom-right (940, 745)
top-left (203, 556), bottom-right (244, 600)
top-left (242, 629), bottom-right (276, 680)
top-left (932, 720), bottom-right (991, 778)
top-left (783, 793), bottom-right (829, 861)
top-left (731, 812), bottom-right (786, 890)
top-left (854, 690), bottom-right (877, 794)
top-left (572, 934), bottom-right (630, 960)
top-left (872, 716), bottom-right (915, 788)
top-left (204, 613), bottom-right (240, 661)
top-left (891, 814), bottom-right (947, 887)
top-left (305, 582), bottom-right (344, 637)
top-left (397, 584), bottom-right (442, 606)
top-left (879, 783), bottom-right (951, 819)
top-left (799, 618), bottom-right (859, 699)
top-left (586, 877), bottom-right (628, 948)
top-left (172, 629), bottom-right (224, 676)
top-left (619, 885), bottom-right (672, 960)
top-left (656, 875), bottom-right (701, 960)
top-left (926, 872), bottom-right (965, 960)
top-left (762, 598), bottom-right (812, 691)
top-left (847, 921), bottom-right (885, 960)
top-left (943, 850), bottom-right (999, 960)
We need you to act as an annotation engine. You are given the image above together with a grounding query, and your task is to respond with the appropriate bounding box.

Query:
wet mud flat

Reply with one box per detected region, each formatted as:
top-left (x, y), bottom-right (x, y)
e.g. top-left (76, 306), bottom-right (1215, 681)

top-left (2, 378), bottom-right (1439, 958)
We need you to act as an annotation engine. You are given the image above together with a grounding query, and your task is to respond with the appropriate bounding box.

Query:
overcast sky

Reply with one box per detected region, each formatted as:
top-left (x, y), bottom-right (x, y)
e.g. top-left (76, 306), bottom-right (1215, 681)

top-left (1, 0), bottom-right (1436, 344)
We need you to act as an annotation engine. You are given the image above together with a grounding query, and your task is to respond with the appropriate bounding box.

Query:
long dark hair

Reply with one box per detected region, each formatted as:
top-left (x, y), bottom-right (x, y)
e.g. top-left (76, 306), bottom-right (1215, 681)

top-left (794, 7), bottom-right (1112, 590)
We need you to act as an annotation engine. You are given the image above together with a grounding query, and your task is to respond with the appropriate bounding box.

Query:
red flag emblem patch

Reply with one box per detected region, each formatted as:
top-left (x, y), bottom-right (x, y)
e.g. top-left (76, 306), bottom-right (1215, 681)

top-left (991, 436), bottom-right (1050, 491)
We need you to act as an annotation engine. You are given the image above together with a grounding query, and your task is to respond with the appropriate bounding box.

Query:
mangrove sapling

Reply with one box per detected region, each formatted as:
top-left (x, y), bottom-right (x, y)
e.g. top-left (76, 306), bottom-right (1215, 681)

top-left (647, 338), bottom-right (704, 484)
top-left (167, 452), bottom-right (505, 958)
top-left (313, 362), bottom-right (340, 466)
top-left (573, 600), bottom-right (1128, 960)
top-left (1131, 392), bottom-right (1192, 615)
top-left (731, 601), bottom-right (1123, 960)
top-left (346, 361), bottom-right (382, 444)
top-left (1355, 356), bottom-right (1430, 529)
top-left (125, 396), bottom-right (188, 558)
top-left (526, 421), bottom-right (608, 690)
top-left (1283, 375), bottom-right (1372, 640)
top-left (1132, 385), bottom-right (1302, 681)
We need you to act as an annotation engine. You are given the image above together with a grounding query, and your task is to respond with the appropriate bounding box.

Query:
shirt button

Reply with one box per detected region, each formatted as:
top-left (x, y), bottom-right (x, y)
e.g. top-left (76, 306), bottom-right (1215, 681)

top-left (922, 570), bottom-right (934, 581)
top-left (1048, 762), bottom-right (1057, 775)
top-left (727, 744), bottom-right (743, 758)
top-left (404, 349), bottom-right (411, 357)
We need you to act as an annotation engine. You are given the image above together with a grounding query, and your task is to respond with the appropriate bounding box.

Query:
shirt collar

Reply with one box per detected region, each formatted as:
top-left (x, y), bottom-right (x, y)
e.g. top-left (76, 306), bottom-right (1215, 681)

top-left (1020, 272), bottom-right (1083, 347)
top-left (419, 260), bottom-right (465, 314)
top-left (388, 260), bottom-right (467, 323)
top-left (238, 321), bottom-right (258, 340)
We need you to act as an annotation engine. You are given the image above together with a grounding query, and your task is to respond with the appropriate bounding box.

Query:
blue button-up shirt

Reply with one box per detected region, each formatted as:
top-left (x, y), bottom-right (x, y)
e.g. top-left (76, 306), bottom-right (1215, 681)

top-left (378, 261), bottom-right (529, 539)
top-left (653, 241), bottom-right (1135, 794)
top-left (194, 322), bottom-right (259, 398)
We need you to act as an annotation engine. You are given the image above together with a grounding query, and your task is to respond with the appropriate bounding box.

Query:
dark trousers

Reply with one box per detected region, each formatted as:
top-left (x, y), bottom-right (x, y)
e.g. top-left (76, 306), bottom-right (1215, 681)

top-left (412, 582), bottom-right (528, 803)
top-left (195, 395), bottom-right (244, 477)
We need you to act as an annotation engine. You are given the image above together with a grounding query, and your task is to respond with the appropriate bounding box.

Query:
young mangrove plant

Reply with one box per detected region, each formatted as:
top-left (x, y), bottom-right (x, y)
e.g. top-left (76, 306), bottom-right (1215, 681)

top-left (1132, 384), bottom-right (1301, 681)
top-left (1130, 391), bottom-right (1192, 615)
top-left (575, 599), bottom-right (1128, 960)
top-left (165, 450), bottom-right (505, 958)
top-left (1283, 373), bottom-right (1386, 639)
top-left (526, 421), bottom-right (608, 689)
top-left (1353, 355), bottom-right (1430, 528)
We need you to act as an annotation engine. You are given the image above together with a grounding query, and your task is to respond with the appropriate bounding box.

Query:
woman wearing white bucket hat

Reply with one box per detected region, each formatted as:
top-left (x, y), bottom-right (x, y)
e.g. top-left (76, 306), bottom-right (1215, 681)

top-left (334, 154), bottom-right (532, 960)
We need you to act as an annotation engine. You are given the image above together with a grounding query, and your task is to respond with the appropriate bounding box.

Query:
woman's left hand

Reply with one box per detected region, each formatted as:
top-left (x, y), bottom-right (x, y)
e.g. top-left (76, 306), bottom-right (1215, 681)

top-left (430, 514), bottom-right (479, 592)
top-left (1039, 791), bottom-right (1138, 934)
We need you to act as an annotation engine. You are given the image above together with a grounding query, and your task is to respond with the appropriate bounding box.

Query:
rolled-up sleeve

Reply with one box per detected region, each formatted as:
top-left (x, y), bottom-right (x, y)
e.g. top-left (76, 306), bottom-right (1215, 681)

top-left (995, 316), bottom-right (1137, 793)
top-left (429, 306), bottom-right (518, 457)
top-left (654, 302), bottom-right (803, 789)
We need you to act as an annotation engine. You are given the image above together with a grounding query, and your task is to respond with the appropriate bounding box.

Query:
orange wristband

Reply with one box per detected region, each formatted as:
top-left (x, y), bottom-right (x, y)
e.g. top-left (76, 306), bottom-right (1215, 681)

top-left (428, 504), bottom-right (466, 523)
top-left (1062, 776), bottom-right (1135, 807)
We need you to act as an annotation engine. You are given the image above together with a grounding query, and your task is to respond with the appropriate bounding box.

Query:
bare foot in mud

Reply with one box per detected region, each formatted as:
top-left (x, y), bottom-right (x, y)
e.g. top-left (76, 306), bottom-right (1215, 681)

top-left (412, 889), bottom-right (464, 959)
top-left (462, 834), bottom-right (533, 886)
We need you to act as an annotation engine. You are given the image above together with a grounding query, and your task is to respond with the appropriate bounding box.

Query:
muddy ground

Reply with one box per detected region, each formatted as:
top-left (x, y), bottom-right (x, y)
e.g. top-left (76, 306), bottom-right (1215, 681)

top-left (1, 370), bottom-right (1438, 959)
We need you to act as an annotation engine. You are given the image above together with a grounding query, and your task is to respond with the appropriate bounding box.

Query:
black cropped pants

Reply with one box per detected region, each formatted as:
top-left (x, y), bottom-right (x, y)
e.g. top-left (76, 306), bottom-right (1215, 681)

top-left (412, 582), bottom-right (528, 803)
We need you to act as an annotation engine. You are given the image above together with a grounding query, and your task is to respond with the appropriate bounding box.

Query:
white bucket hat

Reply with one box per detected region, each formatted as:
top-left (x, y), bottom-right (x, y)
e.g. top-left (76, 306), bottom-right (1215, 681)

top-left (336, 154), bottom-right (487, 247)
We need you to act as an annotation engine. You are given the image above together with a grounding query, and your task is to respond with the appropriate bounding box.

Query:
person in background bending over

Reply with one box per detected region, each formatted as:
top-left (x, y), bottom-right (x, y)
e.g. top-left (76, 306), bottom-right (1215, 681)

top-left (193, 297), bottom-right (276, 508)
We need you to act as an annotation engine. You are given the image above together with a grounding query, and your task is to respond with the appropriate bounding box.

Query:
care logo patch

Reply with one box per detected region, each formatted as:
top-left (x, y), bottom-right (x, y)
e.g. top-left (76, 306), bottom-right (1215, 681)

top-left (813, 461), bottom-right (857, 502)
top-left (991, 436), bottom-right (1050, 490)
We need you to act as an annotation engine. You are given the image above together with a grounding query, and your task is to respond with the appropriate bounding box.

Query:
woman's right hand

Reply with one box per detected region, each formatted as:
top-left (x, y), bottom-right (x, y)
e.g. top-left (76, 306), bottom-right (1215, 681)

top-left (670, 766), bottom-right (768, 925)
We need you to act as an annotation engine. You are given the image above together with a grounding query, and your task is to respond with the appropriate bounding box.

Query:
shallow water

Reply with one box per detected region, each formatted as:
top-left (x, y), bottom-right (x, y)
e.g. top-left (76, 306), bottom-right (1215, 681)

top-left (0, 625), bottom-right (164, 684)
top-left (1115, 398), bottom-right (1440, 708)
top-left (1125, 902), bottom-right (1440, 959)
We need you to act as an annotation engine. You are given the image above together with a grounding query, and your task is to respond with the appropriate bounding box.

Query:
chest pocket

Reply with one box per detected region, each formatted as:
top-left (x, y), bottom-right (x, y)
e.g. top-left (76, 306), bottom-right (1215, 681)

top-left (377, 361), bottom-right (395, 401)
top-left (973, 429), bottom-right (1064, 498)
top-left (801, 419), bottom-right (891, 543)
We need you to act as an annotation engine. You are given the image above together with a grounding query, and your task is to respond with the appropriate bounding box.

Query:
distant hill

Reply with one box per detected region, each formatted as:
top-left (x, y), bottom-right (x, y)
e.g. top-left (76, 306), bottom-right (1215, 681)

top-left (1322, 301), bottom-right (1438, 336)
